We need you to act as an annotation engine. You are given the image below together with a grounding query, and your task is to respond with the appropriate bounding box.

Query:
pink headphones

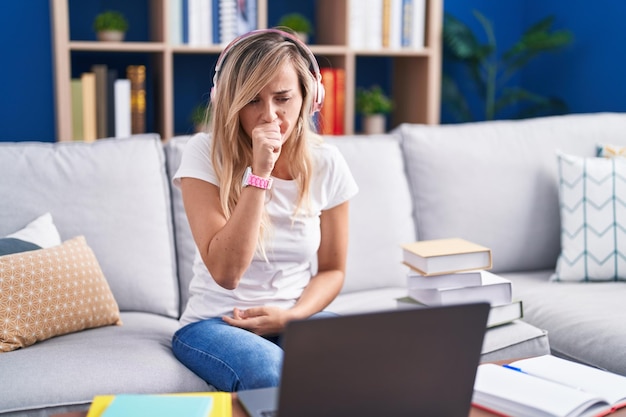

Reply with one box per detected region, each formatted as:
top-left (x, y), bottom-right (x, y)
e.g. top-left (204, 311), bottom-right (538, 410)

top-left (210, 28), bottom-right (325, 114)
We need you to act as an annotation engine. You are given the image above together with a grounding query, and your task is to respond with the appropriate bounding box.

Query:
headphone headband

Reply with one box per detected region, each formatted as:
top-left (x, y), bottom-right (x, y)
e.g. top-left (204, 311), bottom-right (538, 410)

top-left (211, 29), bottom-right (324, 114)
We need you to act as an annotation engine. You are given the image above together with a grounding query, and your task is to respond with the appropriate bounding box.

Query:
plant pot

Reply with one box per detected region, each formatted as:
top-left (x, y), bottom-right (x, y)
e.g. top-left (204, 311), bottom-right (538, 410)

top-left (362, 114), bottom-right (386, 134)
top-left (97, 30), bottom-right (125, 42)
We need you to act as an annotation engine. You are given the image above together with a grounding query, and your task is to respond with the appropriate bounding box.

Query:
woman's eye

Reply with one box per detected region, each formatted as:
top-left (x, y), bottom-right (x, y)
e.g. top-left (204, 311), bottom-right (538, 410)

top-left (277, 96), bottom-right (291, 103)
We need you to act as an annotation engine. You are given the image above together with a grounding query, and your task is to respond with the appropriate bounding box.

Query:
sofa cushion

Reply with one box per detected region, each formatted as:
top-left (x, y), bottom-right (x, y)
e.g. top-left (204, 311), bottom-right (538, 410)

top-left (0, 135), bottom-right (180, 318)
top-left (0, 312), bottom-right (211, 415)
top-left (0, 238), bottom-right (41, 256)
top-left (396, 113), bottom-right (626, 273)
top-left (5, 212), bottom-right (62, 249)
top-left (324, 135), bottom-right (415, 292)
top-left (598, 143), bottom-right (626, 158)
top-left (506, 269), bottom-right (626, 376)
top-left (0, 236), bottom-right (122, 352)
top-left (553, 152), bottom-right (626, 281)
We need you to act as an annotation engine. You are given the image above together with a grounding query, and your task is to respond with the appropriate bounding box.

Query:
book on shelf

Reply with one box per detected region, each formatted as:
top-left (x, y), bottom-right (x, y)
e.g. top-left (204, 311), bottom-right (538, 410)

top-left (126, 65), bottom-right (146, 134)
top-left (91, 64), bottom-right (108, 139)
top-left (70, 78), bottom-right (83, 141)
top-left (407, 270), bottom-right (512, 306)
top-left (349, 0), bottom-right (426, 50)
top-left (100, 394), bottom-right (213, 417)
top-left (401, 237), bottom-right (493, 276)
top-left (397, 296), bottom-right (523, 328)
top-left (114, 79), bottom-right (131, 138)
top-left (319, 67), bottom-right (335, 135)
top-left (81, 72), bottom-right (97, 143)
top-left (333, 68), bottom-right (345, 135)
top-left (406, 269), bottom-right (483, 290)
top-left (105, 68), bottom-right (118, 138)
top-left (473, 355), bottom-right (626, 417)
top-left (318, 67), bottom-right (345, 136)
top-left (87, 392), bottom-right (232, 417)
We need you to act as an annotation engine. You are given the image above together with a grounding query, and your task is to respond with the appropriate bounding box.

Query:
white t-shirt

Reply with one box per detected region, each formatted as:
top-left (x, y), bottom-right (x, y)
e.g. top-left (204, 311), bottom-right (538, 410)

top-left (174, 133), bottom-right (358, 325)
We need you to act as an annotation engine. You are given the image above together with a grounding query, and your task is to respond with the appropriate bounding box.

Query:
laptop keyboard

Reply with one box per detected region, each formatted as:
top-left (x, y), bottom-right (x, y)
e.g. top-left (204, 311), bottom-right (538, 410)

top-left (260, 410), bottom-right (277, 417)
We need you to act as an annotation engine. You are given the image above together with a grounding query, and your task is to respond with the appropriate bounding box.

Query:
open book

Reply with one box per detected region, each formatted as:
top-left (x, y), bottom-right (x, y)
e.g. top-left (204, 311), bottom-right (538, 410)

top-left (473, 355), bottom-right (626, 417)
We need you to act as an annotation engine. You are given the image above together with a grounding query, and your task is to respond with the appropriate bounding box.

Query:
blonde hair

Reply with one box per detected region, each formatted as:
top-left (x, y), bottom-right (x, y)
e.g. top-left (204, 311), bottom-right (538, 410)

top-left (208, 30), bottom-right (321, 253)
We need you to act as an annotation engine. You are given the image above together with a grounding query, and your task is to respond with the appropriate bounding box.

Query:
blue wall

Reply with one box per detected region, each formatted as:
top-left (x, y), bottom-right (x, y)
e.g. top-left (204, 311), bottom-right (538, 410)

top-left (1, 1), bottom-right (625, 142)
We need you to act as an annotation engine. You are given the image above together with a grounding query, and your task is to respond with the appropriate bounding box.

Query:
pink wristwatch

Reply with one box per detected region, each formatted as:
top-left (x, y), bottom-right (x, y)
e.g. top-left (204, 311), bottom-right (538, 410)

top-left (242, 166), bottom-right (273, 190)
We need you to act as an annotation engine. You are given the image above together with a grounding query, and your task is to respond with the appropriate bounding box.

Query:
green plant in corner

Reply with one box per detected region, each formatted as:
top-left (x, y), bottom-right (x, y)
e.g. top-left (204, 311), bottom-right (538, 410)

top-left (277, 13), bottom-right (314, 37)
top-left (355, 85), bottom-right (393, 116)
top-left (442, 11), bottom-right (573, 122)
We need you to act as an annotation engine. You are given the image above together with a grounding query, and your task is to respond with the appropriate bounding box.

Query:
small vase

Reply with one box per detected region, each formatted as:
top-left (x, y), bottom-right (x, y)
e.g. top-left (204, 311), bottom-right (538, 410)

top-left (97, 31), bottom-right (125, 42)
top-left (362, 114), bottom-right (386, 134)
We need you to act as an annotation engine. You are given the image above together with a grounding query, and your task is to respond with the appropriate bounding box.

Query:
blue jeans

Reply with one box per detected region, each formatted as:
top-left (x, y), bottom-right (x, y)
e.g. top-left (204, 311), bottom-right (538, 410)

top-left (171, 311), bottom-right (337, 392)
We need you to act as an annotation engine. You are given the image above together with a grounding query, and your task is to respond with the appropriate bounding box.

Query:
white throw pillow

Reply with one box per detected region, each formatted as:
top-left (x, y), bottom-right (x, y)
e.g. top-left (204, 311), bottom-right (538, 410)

top-left (553, 151), bottom-right (626, 281)
top-left (5, 212), bottom-right (62, 248)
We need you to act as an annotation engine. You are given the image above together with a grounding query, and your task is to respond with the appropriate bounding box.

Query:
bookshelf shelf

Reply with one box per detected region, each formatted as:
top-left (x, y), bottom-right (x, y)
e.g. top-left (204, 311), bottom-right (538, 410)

top-left (51, 0), bottom-right (442, 142)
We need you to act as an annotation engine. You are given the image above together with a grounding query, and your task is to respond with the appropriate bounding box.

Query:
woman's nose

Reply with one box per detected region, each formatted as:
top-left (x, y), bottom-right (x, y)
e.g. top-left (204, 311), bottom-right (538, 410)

top-left (261, 101), bottom-right (278, 122)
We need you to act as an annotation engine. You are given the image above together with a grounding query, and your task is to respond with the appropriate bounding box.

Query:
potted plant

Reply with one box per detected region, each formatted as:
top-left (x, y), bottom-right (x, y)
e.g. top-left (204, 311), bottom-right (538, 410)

top-left (356, 85), bottom-right (393, 134)
top-left (442, 11), bottom-right (573, 122)
top-left (277, 13), bottom-right (314, 43)
top-left (190, 102), bottom-right (211, 132)
top-left (93, 10), bottom-right (129, 42)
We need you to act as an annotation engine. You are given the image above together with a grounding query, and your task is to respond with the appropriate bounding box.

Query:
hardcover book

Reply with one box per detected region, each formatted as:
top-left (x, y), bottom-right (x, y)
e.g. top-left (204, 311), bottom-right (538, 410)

top-left (406, 269), bottom-right (483, 290)
top-left (401, 237), bottom-right (492, 276)
top-left (397, 296), bottom-right (523, 328)
top-left (407, 270), bottom-right (511, 306)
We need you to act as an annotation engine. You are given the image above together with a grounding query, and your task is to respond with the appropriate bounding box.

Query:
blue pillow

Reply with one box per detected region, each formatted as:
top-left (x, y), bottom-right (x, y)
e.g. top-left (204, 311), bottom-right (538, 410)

top-left (0, 237), bottom-right (42, 256)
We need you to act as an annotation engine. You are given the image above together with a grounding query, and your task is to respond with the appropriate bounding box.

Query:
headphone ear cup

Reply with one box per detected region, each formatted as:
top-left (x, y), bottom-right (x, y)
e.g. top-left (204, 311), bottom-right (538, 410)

top-left (311, 79), bottom-right (325, 114)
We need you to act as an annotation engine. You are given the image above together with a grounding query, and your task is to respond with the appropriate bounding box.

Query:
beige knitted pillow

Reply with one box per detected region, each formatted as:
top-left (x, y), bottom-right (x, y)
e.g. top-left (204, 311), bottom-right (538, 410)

top-left (0, 236), bottom-right (121, 352)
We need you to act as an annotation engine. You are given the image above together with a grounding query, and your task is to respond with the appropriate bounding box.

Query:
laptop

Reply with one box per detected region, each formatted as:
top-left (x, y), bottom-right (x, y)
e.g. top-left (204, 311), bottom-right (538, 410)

top-left (238, 302), bottom-right (490, 417)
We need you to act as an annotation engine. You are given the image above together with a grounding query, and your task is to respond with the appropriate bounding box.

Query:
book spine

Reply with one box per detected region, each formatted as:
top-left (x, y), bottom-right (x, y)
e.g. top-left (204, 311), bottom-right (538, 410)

top-left (91, 64), bottom-right (108, 139)
top-left (319, 67), bottom-right (335, 135)
top-left (106, 68), bottom-right (118, 139)
top-left (80, 72), bottom-right (97, 143)
top-left (127, 65), bottom-right (146, 135)
top-left (114, 79), bottom-right (131, 138)
top-left (411, 0), bottom-right (426, 48)
top-left (389, 0), bottom-right (403, 49)
top-left (334, 68), bottom-right (345, 135)
top-left (401, 0), bottom-right (413, 47)
top-left (169, 0), bottom-right (183, 45)
top-left (70, 78), bottom-right (83, 141)
top-left (219, 0), bottom-right (237, 45)
top-left (382, 0), bottom-right (391, 48)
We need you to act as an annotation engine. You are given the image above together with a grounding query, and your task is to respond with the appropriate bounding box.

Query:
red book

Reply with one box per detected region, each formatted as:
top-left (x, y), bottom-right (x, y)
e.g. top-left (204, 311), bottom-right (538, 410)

top-left (334, 68), bottom-right (345, 135)
top-left (319, 67), bottom-right (335, 135)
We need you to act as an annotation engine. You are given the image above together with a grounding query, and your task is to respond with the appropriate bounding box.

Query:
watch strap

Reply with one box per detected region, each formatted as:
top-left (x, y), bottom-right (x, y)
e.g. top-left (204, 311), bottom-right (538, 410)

top-left (242, 166), bottom-right (273, 190)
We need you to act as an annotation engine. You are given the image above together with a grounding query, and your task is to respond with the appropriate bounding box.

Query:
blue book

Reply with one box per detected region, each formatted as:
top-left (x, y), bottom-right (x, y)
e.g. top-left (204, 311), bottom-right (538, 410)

top-left (102, 394), bottom-right (213, 417)
top-left (182, 0), bottom-right (189, 44)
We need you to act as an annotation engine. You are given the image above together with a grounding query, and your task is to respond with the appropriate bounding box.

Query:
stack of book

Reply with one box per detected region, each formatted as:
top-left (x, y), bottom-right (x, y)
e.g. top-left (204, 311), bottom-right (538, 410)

top-left (71, 64), bottom-right (145, 142)
top-left (169, 0), bottom-right (257, 47)
top-left (397, 237), bottom-right (523, 328)
top-left (349, 0), bottom-right (426, 50)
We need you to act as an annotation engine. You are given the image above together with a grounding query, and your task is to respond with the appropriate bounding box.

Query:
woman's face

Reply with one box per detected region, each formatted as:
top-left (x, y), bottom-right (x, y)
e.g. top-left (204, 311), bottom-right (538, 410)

top-left (239, 61), bottom-right (304, 145)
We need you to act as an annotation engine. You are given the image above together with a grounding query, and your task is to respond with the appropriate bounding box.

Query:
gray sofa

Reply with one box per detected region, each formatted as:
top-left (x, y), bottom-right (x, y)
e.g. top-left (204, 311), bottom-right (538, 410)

top-left (1, 112), bottom-right (624, 416)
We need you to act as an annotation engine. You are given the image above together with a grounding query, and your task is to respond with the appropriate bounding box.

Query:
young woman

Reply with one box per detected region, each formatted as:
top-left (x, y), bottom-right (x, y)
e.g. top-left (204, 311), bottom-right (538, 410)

top-left (171, 29), bottom-right (358, 392)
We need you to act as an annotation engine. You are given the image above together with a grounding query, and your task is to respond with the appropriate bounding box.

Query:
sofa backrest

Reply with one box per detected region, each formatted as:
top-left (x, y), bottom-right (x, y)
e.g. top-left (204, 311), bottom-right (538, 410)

top-left (325, 135), bottom-right (416, 292)
top-left (163, 135), bottom-right (196, 316)
top-left (396, 112), bottom-right (626, 273)
top-left (0, 135), bottom-right (181, 318)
